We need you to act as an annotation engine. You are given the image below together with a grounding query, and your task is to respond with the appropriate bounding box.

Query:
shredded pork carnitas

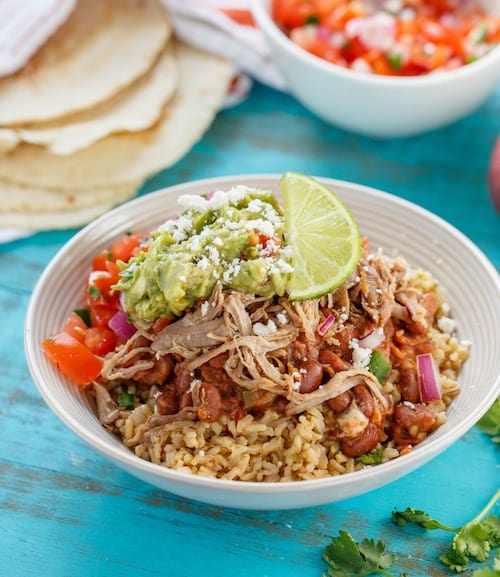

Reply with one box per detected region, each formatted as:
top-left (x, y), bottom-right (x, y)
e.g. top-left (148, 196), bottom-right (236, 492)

top-left (96, 246), bottom-right (456, 458)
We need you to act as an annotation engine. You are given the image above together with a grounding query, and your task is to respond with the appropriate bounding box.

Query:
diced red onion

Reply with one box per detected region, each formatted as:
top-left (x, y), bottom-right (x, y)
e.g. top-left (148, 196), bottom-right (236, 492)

top-left (108, 309), bottom-right (137, 341)
top-left (316, 26), bottom-right (332, 41)
top-left (416, 353), bottom-right (442, 401)
top-left (318, 314), bottom-right (335, 336)
top-left (206, 190), bottom-right (216, 201)
top-left (359, 328), bottom-right (385, 349)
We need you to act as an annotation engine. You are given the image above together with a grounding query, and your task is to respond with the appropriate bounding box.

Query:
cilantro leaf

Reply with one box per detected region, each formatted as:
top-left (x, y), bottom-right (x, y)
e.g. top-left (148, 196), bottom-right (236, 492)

top-left (391, 507), bottom-right (458, 531)
top-left (322, 530), bottom-right (399, 577)
top-left (477, 399), bottom-right (500, 443)
top-left (356, 447), bottom-right (384, 466)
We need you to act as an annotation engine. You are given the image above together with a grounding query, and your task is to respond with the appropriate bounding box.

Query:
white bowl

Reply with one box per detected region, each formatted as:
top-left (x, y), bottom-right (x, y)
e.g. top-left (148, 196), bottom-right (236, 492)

top-left (252, 0), bottom-right (500, 138)
top-left (25, 175), bottom-right (500, 509)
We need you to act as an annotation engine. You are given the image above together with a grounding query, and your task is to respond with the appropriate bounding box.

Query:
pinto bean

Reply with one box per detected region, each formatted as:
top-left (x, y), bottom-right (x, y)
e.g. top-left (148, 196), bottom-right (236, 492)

top-left (298, 360), bottom-right (323, 393)
top-left (318, 349), bottom-right (351, 372)
top-left (340, 423), bottom-right (380, 458)
top-left (179, 391), bottom-right (193, 409)
top-left (197, 382), bottom-right (222, 422)
top-left (394, 403), bottom-right (437, 432)
top-left (207, 351), bottom-right (229, 370)
top-left (156, 384), bottom-right (179, 415)
top-left (289, 336), bottom-right (319, 362)
top-left (391, 403), bottom-right (438, 446)
top-left (326, 391), bottom-right (353, 414)
top-left (352, 385), bottom-right (374, 419)
top-left (173, 363), bottom-right (194, 395)
top-left (132, 355), bottom-right (173, 386)
top-left (398, 368), bottom-right (420, 403)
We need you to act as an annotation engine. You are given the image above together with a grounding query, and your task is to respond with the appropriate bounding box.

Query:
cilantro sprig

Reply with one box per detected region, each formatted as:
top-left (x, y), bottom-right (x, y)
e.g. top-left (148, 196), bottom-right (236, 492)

top-left (477, 399), bottom-right (500, 443)
top-left (392, 489), bottom-right (500, 573)
top-left (322, 530), bottom-right (407, 577)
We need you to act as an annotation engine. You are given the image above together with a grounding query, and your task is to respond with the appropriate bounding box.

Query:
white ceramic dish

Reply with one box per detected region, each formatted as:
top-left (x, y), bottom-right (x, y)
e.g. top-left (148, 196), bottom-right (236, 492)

top-left (252, 0), bottom-right (500, 138)
top-left (25, 175), bottom-right (500, 510)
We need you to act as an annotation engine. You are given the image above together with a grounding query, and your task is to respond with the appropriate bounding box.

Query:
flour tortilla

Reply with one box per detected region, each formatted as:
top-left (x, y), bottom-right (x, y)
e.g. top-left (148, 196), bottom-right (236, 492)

top-left (0, 0), bottom-right (171, 125)
top-left (0, 180), bottom-right (141, 213)
top-left (0, 181), bottom-right (140, 230)
top-left (0, 42), bottom-right (234, 189)
top-left (0, 46), bottom-right (178, 155)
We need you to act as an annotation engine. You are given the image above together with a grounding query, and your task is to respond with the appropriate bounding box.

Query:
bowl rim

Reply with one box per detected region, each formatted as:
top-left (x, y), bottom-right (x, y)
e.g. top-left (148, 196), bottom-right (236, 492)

top-left (25, 173), bottom-right (500, 498)
top-left (251, 0), bottom-right (500, 88)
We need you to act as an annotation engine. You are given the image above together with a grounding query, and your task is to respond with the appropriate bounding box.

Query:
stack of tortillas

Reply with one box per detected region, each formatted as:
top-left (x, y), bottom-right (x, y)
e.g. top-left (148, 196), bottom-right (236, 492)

top-left (0, 0), bottom-right (234, 232)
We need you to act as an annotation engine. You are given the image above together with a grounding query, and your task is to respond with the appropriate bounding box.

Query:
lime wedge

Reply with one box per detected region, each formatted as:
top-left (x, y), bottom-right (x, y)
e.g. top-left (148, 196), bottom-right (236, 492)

top-left (281, 172), bottom-right (361, 300)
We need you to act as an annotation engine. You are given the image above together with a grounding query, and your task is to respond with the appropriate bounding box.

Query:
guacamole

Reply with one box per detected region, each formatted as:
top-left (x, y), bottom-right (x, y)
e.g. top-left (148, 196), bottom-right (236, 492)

top-left (115, 186), bottom-right (293, 323)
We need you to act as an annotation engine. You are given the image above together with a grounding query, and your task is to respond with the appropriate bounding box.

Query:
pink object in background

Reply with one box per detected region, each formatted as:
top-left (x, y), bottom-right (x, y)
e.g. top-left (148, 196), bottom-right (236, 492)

top-left (488, 136), bottom-right (500, 214)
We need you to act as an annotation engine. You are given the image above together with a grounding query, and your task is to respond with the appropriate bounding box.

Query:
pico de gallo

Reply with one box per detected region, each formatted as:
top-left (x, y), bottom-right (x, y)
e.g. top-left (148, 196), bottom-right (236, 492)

top-left (42, 232), bottom-right (149, 386)
top-left (272, 0), bottom-right (500, 75)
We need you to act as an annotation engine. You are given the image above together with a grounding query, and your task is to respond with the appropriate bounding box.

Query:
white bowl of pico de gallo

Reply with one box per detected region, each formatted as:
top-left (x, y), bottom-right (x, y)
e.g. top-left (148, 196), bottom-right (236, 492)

top-left (252, 0), bottom-right (500, 138)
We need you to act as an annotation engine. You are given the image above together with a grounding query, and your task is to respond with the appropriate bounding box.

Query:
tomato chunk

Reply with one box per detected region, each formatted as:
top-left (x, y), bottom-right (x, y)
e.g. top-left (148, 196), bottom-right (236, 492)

top-left (63, 312), bottom-right (88, 343)
top-left (84, 327), bottom-right (118, 356)
top-left (42, 332), bottom-right (103, 386)
top-left (111, 233), bottom-right (143, 263)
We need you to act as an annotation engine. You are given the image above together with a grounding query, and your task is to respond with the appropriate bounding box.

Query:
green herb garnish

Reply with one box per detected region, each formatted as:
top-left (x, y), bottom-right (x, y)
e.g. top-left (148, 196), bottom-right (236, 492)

top-left (118, 390), bottom-right (135, 409)
top-left (392, 489), bottom-right (500, 572)
top-left (73, 308), bottom-right (90, 326)
top-left (387, 52), bottom-right (402, 70)
top-left (477, 399), bottom-right (500, 443)
top-left (305, 14), bottom-right (320, 25)
top-left (368, 350), bottom-right (391, 384)
top-left (322, 530), bottom-right (406, 577)
top-left (356, 446), bottom-right (384, 466)
top-left (87, 285), bottom-right (102, 300)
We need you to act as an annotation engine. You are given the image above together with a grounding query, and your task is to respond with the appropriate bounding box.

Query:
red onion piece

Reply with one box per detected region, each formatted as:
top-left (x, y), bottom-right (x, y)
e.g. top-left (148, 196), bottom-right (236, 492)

top-left (318, 314), bottom-right (335, 336)
top-left (316, 26), bottom-right (332, 40)
top-left (416, 353), bottom-right (442, 401)
top-left (359, 328), bottom-right (385, 349)
top-left (109, 309), bottom-right (137, 341)
top-left (206, 190), bottom-right (216, 201)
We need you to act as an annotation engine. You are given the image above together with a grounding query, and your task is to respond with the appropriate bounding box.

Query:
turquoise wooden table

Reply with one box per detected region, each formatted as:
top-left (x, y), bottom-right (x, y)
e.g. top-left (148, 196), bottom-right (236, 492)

top-left (1, 81), bottom-right (499, 577)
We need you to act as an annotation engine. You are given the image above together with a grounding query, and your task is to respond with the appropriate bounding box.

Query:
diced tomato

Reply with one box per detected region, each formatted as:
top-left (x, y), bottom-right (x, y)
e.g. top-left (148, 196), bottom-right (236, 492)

top-left (89, 303), bottom-right (117, 328)
top-left (84, 327), bottom-right (118, 356)
top-left (42, 332), bottom-right (103, 386)
top-left (272, 0), bottom-right (319, 29)
top-left (63, 312), bottom-right (88, 343)
top-left (92, 251), bottom-right (112, 271)
top-left (111, 233), bottom-right (143, 263)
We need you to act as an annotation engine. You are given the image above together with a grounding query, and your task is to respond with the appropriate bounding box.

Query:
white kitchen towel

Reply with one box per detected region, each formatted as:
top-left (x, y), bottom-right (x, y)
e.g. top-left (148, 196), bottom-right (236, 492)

top-left (0, 0), bottom-right (285, 89)
top-left (0, 0), bottom-right (76, 77)
top-left (161, 0), bottom-right (286, 90)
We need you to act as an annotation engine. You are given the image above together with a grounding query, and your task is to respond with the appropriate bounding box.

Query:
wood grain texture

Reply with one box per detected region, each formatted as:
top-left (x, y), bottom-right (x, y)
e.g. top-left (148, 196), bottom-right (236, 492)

top-left (0, 81), bottom-right (498, 577)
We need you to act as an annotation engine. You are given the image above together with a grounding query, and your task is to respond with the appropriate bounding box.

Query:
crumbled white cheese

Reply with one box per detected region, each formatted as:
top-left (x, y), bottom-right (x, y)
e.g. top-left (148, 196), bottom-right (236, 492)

top-left (349, 338), bottom-right (372, 368)
top-left (437, 316), bottom-right (457, 334)
top-left (352, 347), bottom-right (372, 368)
top-left (253, 319), bottom-right (277, 336)
top-left (276, 312), bottom-right (288, 325)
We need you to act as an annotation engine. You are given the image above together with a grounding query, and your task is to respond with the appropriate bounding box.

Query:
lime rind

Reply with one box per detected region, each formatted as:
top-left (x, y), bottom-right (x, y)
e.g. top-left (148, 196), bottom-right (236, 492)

top-left (281, 172), bottom-right (361, 300)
